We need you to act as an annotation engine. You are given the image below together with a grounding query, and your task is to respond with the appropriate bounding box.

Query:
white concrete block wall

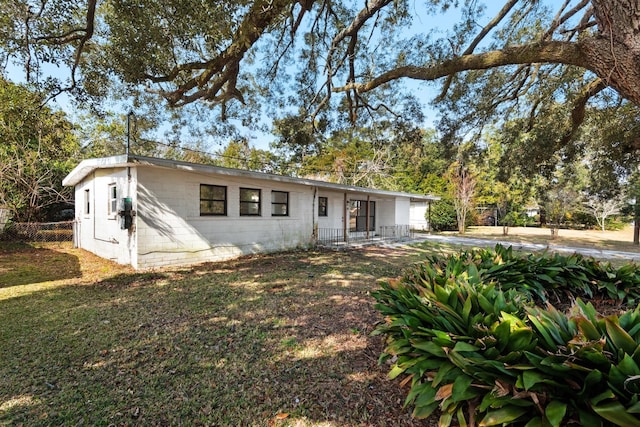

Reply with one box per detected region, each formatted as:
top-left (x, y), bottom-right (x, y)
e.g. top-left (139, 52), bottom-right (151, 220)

top-left (317, 191), bottom-right (347, 230)
top-left (134, 167), bottom-right (317, 269)
top-left (75, 168), bottom-right (136, 266)
top-left (377, 199), bottom-right (397, 229)
top-left (410, 202), bottom-right (429, 230)
top-left (395, 198), bottom-right (411, 225)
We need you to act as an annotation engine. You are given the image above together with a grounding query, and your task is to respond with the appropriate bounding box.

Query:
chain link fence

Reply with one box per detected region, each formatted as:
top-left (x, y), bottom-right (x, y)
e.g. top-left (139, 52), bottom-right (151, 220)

top-left (0, 221), bottom-right (74, 242)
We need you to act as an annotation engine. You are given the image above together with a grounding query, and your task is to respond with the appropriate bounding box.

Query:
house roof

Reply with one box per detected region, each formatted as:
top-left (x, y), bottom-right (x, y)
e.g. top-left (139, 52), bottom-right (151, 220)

top-left (63, 155), bottom-right (441, 201)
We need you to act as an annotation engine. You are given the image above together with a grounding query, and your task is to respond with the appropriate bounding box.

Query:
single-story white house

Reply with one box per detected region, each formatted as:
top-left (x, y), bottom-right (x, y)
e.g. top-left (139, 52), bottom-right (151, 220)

top-left (62, 155), bottom-right (440, 269)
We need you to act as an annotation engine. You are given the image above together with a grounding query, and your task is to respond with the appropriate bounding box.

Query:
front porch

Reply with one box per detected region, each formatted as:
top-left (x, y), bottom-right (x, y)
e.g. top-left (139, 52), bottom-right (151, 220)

top-left (316, 224), bottom-right (415, 247)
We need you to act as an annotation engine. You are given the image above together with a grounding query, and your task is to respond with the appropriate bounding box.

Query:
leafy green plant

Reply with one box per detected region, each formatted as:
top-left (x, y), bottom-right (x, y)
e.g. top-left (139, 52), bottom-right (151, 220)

top-left (430, 197), bottom-right (459, 231)
top-left (373, 245), bottom-right (640, 426)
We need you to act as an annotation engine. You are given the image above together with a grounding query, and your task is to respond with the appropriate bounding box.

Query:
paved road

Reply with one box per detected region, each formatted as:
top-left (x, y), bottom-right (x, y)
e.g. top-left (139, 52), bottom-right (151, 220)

top-left (412, 234), bottom-right (640, 262)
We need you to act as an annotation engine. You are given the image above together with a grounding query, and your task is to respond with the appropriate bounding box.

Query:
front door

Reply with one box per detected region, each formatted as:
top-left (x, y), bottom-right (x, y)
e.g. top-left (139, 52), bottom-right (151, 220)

top-left (349, 200), bottom-right (375, 232)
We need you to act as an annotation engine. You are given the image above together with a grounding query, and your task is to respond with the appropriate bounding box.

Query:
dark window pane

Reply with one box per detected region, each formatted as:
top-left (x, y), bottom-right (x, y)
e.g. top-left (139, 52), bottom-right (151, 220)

top-left (240, 188), bottom-right (260, 202)
top-left (272, 204), bottom-right (287, 216)
top-left (200, 184), bottom-right (227, 216)
top-left (272, 191), bottom-right (288, 203)
top-left (240, 202), bottom-right (260, 215)
top-left (318, 197), bottom-right (328, 216)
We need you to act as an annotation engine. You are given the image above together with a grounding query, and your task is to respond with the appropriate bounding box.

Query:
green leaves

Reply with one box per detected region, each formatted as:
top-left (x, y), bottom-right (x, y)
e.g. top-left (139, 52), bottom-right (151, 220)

top-left (374, 245), bottom-right (640, 425)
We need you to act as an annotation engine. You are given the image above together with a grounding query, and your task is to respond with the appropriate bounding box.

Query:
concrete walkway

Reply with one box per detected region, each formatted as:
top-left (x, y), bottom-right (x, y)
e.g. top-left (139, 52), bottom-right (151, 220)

top-left (409, 234), bottom-right (640, 263)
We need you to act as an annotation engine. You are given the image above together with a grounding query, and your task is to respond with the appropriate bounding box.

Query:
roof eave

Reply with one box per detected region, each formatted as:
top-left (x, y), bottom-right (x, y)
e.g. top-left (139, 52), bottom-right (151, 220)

top-left (62, 154), bottom-right (441, 201)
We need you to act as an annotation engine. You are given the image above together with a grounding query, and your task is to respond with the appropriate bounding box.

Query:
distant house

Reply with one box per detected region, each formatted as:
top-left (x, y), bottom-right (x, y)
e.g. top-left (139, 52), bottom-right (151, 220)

top-left (63, 155), bottom-right (439, 269)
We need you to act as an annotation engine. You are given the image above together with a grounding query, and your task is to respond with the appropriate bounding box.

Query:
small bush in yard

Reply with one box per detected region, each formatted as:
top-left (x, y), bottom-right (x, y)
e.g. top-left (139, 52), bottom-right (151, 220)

top-left (373, 245), bottom-right (640, 426)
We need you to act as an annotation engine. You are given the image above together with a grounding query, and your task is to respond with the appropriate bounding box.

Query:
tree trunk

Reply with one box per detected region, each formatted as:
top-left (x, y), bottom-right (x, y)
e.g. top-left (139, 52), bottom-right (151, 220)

top-left (581, 0), bottom-right (640, 104)
top-left (634, 200), bottom-right (640, 245)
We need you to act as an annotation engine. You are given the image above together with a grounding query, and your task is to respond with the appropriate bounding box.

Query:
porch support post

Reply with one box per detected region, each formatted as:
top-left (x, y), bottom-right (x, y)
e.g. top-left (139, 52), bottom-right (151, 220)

top-left (366, 195), bottom-right (370, 239)
top-left (343, 193), bottom-right (348, 243)
top-left (428, 200), bottom-right (432, 232)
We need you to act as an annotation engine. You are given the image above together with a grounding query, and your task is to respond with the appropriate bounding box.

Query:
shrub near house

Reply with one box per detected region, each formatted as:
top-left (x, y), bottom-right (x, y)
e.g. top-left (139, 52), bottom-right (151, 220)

top-left (373, 245), bottom-right (640, 426)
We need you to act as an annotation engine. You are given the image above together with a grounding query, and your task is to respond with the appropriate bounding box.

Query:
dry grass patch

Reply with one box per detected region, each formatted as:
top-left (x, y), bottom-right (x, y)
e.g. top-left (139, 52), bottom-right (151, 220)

top-left (3, 234), bottom-right (633, 426)
top-left (456, 225), bottom-right (640, 252)
top-left (0, 243), bottom-right (432, 426)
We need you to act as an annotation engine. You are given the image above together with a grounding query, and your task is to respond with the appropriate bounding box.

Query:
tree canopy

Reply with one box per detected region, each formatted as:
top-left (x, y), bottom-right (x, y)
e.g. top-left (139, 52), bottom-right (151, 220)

top-left (0, 78), bottom-right (79, 222)
top-left (3, 0), bottom-right (640, 177)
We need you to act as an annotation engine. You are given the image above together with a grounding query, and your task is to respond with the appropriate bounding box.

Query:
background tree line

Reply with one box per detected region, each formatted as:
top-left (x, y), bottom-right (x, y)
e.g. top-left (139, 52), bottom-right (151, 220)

top-left (2, 75), bottom-right (635, 236)
top-left (3, 1), bottom-right (640, 232)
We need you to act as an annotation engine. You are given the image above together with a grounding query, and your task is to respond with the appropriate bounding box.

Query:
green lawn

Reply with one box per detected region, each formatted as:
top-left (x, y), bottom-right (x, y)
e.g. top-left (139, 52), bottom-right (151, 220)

top-left (0, 243), bottom-right (432, 427)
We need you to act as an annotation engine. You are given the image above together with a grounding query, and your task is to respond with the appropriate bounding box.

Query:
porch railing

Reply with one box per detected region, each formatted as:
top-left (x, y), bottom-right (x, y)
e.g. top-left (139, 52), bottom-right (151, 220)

top-left (317, 224), bottom-right (413, 247)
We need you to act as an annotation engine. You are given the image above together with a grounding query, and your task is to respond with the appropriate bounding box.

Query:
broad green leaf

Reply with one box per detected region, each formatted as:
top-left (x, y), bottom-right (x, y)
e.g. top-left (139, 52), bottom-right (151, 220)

top-left (528, 315), bottom-right (556, 349)
top-left (545, 400), bottom-right (567, 427)
top-left (405, 382), bottom-right (434, 407)
top-left (493, 320), bottom-right (512, 349)
top-left (413, 402), bottom-right (439, 419)
top-left (452, 341), bottom-right (479, 352)
top-left (524, 418), bottom-right (544, 427)
top-left (605, 318), bottom-right (638, 355)
top-left (433, 330), bottom-right (453, 347)
top-left (452, 374), bottom-right (476, 403)
top-left (591, 401), bottom-right (640, 427)
top-left (412, 382), bottom-right (438, 408)
top-left (591, 390), bottom-right (616, 406)
top-left (439, 411), bottom-right (454, 427)
top-left (433, 364), bottom-right (457, 387)
top-left (578, 408), bottom-right (604, 427)
top-left (412, 340), bottom-right (447, 357)
top-left (576, 316), bottom-right (603, 341)
top-left (628, 400), bottom-right (640, 414)
top-left (457, 407), bottom-right (469, 427)
top-left (616, 354), bottom-right (640, 376)
top-left (462, 295), bottom-right (473, 323)
top-left (522, 370), bottom-right (546, 390)
top-left (388, 364), bottom-right (406, 380)
top-left (507, 328), bottom-right (536, 352)
top-left (479, 406), bottom-right (529, 426)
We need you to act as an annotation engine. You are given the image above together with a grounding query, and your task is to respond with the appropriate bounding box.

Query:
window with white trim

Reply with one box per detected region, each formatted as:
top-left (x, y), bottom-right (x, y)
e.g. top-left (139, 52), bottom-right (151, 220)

top-left (108, 184), bottom-right (118, 215)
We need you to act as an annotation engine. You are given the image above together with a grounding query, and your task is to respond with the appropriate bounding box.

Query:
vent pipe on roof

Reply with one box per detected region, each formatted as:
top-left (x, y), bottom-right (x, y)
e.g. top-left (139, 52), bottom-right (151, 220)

top-left (126, 110), bottom-right (135, 156)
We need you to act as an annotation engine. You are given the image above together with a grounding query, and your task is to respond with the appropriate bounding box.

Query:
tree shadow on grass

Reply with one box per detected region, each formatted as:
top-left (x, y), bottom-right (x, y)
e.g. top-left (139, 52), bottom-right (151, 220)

top-left (0, 242), bottom-right (82, 288)
top-left (0, 246), bottom-right (431, 426)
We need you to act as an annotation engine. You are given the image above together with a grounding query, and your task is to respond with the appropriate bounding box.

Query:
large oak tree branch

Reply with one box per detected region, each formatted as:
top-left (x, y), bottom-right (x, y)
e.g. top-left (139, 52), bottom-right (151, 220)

top-left (149, 0), bottom-right (306, 106)
top-left (334, 40), bottom-right (589, 94)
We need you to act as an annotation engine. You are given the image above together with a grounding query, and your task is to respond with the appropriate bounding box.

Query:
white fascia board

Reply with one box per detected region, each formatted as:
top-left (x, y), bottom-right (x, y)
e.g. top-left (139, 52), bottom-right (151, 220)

top-left (62, 154), bottom-right (441, 201)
